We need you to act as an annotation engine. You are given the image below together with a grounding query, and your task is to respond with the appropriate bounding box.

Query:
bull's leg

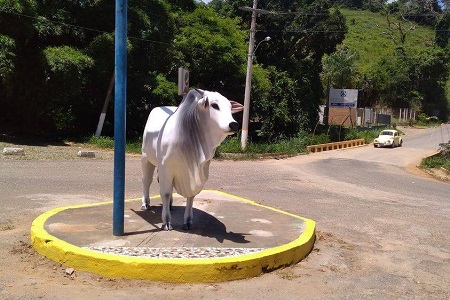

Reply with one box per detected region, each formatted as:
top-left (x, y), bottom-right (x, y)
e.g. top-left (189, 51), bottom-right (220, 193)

top-left (159, 171), bottom-right (173, 230)
top-left (160, 191), bottom-right (173, 231)
top-left (141, 157), bottom-right (155, 210)
top-left (183, 197), bottom-right (194, 230)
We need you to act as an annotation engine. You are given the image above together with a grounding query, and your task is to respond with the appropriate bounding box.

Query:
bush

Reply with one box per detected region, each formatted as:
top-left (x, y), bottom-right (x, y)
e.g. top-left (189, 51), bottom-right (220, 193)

top-left (0, 34), bottom-right (15, 79)
top-left (252, 66), bottom-right (310, 141)
top-left (421, 156), bottom-right (445, 169)
top-left (417, 113), bottom-right (440, 126)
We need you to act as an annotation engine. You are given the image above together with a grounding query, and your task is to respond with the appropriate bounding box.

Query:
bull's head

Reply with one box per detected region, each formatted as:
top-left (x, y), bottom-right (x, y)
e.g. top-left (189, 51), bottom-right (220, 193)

top-left (196, 89), bottom-right (244, 134)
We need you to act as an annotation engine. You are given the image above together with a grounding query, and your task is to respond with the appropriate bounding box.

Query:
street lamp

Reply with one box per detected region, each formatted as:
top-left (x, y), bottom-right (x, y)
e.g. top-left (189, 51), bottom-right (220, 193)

top-left (254, 36), bottom-right (271, 55)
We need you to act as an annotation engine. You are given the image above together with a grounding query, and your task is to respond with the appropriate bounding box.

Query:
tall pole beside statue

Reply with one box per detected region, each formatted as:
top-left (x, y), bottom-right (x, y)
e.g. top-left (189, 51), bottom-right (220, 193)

top-left (113, 0), bottom-right (127, 236)
top-left (240, 0), bottom-right (258, 151)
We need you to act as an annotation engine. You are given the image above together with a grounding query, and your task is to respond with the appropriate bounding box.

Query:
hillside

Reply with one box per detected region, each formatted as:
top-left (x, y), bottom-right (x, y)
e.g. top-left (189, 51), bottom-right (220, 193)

top-left (341, 8), bottom-right (449, 101)
top-left (341, 8), bottom-right (437, 73)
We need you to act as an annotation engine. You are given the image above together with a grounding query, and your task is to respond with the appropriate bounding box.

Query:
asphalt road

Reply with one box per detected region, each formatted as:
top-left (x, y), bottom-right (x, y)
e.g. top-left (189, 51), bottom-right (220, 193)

top-left (0, 124), bottom-right (449, 299)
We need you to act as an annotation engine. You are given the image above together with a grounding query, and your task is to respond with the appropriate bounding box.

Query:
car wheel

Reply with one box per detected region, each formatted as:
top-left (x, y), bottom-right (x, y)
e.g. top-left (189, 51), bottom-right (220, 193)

top-left (399, 140), bottom-right (403, 147)
top-left (391, 142), bottom-right (395, 148)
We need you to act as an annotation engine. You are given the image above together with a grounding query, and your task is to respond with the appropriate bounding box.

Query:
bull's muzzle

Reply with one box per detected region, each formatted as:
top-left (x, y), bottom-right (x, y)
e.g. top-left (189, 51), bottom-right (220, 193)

top-left (229, 121), bottom-right (239, 132)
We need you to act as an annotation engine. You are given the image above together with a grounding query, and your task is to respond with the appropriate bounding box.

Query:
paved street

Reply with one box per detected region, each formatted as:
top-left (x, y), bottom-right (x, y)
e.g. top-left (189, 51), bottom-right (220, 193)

top-left (0, 125), bottom-right (449, 299)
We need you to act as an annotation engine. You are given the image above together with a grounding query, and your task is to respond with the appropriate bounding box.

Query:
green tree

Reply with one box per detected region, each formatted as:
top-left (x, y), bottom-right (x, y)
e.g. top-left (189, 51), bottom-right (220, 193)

top-left (172, 7), bottom-right (247, 98)
top-left (0, 34), bottom-right (15, 79)
top-left (435, 10), bottom-right (449, 48)
top-left (369, 49), bottom-right (416, 108)
top-left (42, 46), bottom-right (94, 132)
top-left (412, 47), bottom-right (450, 118)
top-left (321, 44), bottom-right (360, 90)
top-left (252, 66), bottom-right (309, 141)
top-left (211, 0), bottom-right (347, 135)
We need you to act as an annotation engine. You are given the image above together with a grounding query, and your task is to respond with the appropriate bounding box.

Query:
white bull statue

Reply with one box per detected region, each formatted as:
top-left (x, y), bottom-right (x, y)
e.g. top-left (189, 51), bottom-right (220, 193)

top-left (141, 89), bottom-right (244, 230)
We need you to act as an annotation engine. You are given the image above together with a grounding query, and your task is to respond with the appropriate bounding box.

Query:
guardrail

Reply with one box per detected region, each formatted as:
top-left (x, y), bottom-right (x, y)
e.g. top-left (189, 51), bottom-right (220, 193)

top-left (306, 139), bottom-right (365, 153)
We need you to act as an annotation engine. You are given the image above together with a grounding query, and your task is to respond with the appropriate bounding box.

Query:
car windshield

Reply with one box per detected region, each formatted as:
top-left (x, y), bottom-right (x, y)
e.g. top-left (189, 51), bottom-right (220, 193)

top-left (380, 131), bottom-right (393, 136)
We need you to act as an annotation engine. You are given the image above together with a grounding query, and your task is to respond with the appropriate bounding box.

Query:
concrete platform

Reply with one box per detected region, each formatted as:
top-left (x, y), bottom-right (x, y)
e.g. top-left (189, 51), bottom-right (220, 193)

top-left (31, 190), bottom-right (316, 282)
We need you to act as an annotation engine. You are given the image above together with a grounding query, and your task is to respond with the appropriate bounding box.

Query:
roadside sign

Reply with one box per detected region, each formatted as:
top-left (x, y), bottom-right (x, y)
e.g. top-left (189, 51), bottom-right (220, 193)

top-left (329, 89), bottom-right (358, 108)
top-left (178, 67), bottom-right (189, 95)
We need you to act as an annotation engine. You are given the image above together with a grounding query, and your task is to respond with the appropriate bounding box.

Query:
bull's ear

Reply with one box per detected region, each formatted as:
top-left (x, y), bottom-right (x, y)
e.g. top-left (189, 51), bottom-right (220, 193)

top-left (230, 101), bottom-right (244, 114)
top-left (198, 96), bottom-right (209, 109)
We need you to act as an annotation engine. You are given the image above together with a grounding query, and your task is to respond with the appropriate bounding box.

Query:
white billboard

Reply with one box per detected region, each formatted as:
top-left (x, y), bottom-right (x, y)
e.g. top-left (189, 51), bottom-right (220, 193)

top-left (329, 89), bottom-right (358, 108)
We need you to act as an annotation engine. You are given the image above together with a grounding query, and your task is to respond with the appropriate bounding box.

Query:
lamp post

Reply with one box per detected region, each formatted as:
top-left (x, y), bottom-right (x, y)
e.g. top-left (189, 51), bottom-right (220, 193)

top-left (254, 36), bottom-right (271, 54)
top-left (240, 1), bottom-right (271, 150)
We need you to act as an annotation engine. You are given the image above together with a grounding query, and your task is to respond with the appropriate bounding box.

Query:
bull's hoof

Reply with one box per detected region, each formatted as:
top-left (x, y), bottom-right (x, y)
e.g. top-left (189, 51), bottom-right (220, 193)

top-left (161, 223), bottom-right (173, 231)
top-left (182, 222), bottom-right (193, 231)
top-left (141, 203), bottom-right (151, 211)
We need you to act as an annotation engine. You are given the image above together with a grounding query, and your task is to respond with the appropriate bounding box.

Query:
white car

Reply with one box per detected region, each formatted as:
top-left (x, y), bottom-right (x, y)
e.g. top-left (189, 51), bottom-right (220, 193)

top-left (373, 129), bottom-right (403, 148)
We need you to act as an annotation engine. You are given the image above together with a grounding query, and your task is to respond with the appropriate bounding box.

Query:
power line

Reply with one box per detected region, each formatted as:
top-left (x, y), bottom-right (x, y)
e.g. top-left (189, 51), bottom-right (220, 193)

top-left (1, 5), bottom-right (448, 47)
top-left (1, 8), bottom-right (109, 34)
top-left (257, 29), bottom-right (347, 33)
top-left (0, 6), bottom-right (174, 46)
top-left (254, 8), bottom-right (447, 18)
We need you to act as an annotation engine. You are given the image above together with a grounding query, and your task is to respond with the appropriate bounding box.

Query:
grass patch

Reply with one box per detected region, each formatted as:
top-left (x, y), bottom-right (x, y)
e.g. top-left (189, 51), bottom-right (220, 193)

top-left (87, 136), bottom-right (141, 154)
top-left (88, 136), bottom-right (114, 149)
top-left (341, 8), bottom-right (436, 74)
top-left (421, 155), bottom-right (450, 172)
top-left (421, 156), bottom-right (446, 169)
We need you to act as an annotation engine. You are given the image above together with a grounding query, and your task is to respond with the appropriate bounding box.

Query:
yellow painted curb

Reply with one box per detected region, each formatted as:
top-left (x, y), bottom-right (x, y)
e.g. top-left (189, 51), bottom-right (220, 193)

top-left (31, 190), bottom-right (316, 283)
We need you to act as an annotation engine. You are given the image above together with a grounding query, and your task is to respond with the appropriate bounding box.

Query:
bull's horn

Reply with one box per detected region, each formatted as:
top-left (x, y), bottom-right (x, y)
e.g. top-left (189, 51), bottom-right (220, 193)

top-left (195, 88), bottom-right (205, 95)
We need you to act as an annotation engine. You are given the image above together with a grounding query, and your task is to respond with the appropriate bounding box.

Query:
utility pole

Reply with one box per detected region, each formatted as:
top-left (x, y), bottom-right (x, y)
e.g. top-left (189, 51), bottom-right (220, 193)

top-left (240, 0), bottom-right (258, 151)
top-left (240, 2), bottom-right (271, 150)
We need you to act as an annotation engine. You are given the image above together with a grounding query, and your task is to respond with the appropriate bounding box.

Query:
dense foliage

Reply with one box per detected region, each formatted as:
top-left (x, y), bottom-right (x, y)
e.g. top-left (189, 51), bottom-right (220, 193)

top-left (0, 0), bottom-right (449, 141)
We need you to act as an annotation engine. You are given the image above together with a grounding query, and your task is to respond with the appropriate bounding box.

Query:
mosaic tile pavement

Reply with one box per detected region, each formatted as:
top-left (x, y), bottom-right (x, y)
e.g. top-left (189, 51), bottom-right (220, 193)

top-left (85, 246), bottom-right (265, 259)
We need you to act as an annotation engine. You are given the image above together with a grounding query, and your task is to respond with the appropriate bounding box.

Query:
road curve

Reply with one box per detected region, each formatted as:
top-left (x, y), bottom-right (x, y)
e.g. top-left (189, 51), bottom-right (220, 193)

top-left (0, 125), bottom-right (449, 299)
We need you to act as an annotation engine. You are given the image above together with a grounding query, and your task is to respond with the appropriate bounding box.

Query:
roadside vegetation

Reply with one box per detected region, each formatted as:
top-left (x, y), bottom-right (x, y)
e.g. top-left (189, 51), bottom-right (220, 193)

top-left (420, 140), bottom-right (450, 172)
top-left (1, 1), bottom-right (448, 144)
top-left (85, 125), bottom-right (382, 158)
top-left (87, 136), bottom-right (141, 154)
top-left (215, 126), bottom-right (381, 158)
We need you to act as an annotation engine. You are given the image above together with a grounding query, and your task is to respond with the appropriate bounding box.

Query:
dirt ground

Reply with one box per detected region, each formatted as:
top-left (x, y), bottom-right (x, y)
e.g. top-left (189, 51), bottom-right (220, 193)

top-left (1, 220), bottom-right (361, 300)
top-left (1, 129), bottom-right (449, 300)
